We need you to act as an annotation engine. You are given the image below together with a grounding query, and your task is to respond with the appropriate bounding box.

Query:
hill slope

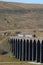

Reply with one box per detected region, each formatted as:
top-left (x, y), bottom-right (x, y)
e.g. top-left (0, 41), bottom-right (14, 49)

top-left (0, 2), bottom-right (43, 30)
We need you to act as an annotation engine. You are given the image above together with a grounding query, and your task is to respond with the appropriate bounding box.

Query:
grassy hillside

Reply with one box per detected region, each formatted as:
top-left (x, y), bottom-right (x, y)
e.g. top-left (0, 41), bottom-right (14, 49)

top-left (0, 2), bottom-right (43, 30)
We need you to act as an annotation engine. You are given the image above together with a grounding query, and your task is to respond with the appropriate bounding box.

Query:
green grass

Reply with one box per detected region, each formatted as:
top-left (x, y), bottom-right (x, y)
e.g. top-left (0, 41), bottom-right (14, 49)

top-left (7, 52), bottom-right (20, 62)
top-left (0, 52), bottom-right (20, 62)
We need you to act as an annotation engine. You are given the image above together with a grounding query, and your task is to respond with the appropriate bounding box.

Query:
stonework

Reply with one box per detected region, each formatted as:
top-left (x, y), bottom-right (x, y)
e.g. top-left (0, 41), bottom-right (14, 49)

top-left (9, 38), bottom-right (43, 63)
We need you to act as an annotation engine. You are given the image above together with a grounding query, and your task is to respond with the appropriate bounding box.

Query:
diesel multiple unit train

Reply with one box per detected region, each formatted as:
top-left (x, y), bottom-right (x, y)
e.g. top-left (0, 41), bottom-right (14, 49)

top-left (9, 37), bottom-right (43, 63)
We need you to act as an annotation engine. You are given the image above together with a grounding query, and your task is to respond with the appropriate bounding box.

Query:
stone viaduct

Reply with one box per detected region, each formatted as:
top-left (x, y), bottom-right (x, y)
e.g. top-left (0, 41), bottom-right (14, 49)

top-left (9, 37), bottom-right (43, 63)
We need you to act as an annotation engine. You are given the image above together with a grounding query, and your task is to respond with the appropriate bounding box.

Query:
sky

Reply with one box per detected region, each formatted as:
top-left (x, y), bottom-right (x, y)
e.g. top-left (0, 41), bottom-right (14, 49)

top-left (0, 0), bottom-right (43, 4)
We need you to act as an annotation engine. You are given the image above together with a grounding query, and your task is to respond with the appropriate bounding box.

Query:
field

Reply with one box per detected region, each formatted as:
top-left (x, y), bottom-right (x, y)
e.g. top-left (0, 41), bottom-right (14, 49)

top-left (0, 2), bottom-right (43, 30)
top-left (0, 63), bottom-right (41, 65)
top-left (0, 62), bottom-right (43, 65)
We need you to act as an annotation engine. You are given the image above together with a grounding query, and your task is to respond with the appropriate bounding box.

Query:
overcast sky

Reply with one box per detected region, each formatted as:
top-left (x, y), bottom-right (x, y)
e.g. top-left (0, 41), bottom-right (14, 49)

top-left (0, 0), bottom-right (43, 4)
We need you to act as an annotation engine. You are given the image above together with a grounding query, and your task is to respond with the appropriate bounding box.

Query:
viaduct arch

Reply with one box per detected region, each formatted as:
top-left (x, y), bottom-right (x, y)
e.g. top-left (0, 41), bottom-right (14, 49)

top-left (9, 37), bottom-right (43, 63)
